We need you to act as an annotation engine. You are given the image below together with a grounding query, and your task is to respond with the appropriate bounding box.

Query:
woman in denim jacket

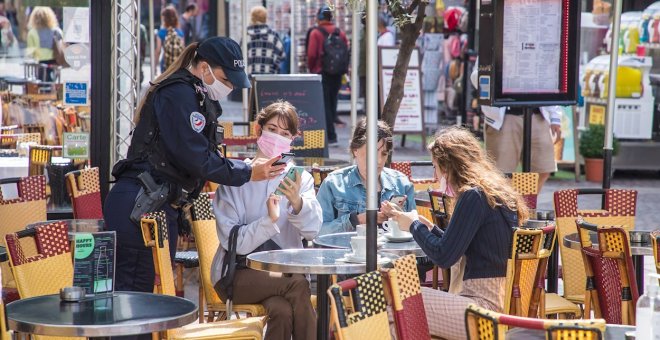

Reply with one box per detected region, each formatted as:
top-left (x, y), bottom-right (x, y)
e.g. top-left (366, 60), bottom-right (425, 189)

top-left (316, 119), bottom-right (415, 235)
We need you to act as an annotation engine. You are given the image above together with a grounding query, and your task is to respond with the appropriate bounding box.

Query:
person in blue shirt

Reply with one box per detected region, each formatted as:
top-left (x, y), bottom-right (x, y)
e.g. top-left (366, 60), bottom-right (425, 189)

top-left (382, 126), bottom-right (529, 339)
top-left (155, 5), bottom-right (184, 73)
top-left (104, 37), bottom-right (285, 300)
top-left (316, 119), bottom-right (415, 235)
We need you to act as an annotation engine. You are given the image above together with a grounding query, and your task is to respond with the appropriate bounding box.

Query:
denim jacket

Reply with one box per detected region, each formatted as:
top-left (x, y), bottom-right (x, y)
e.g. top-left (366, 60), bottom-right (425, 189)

top-left (316, 165), bottom-right (416, 235)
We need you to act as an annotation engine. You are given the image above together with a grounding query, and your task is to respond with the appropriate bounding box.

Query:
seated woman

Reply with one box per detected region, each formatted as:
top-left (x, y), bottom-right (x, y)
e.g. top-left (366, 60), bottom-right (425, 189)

top-left (211, 101), bottom-right (321, 340)
top-left (316, 119), bottom-right (415, 235)
top-left (382, 126), bottom-right (529, 340)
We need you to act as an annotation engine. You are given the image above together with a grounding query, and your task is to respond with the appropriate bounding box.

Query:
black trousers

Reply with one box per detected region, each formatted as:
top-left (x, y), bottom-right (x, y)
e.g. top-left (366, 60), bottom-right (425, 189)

top-left (103, 177), bottom-right (179, 340)
top-left (322, 73), bottom-right (343, 141)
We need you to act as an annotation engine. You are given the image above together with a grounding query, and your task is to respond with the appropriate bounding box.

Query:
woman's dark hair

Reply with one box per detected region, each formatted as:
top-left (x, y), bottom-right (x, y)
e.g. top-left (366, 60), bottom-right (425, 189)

top-left (161, 5), bottom-right (179, 28)
top-left (256, 100), bottom-right (299, 137)
top-left (349, 118), bottom-right (393, 154)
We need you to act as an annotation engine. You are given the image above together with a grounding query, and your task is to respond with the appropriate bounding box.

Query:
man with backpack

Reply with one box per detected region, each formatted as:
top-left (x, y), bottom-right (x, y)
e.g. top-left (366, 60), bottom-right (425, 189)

top-left (306, 5), bottom-right (349, 145)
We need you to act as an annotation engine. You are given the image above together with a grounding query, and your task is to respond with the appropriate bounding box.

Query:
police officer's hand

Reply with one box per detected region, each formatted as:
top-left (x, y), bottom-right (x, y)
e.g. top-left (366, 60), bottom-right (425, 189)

top-left (551, 124), bottom-right (562, 144)
top-left (266, 194), bottom-right (281, 223)
top-left (279, 170), bottom-right (303, 214)
top-left (251, 156), bottom-right (286, 181)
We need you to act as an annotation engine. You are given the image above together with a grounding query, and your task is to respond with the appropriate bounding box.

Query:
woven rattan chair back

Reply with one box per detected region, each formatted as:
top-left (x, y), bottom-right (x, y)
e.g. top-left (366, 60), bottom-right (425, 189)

top-left (381, 254), bottom-right (431, 340)
top-left (554, 189), bottom-right (637, 304)
top-left (509, 172), bottom-right (539, 210)
top-left (291, 130), bottom-right (326, 157)
top-left (652, 231), bottom-right (660, 285)
top-left (328, 271), bottom-right (391, 340)
top-left (190, 193), bottom-right (266, 322)
top-left (28, 145), bottom-right (54, 176)
top-left (577, 220), bottom-right (639, 325)
top-left (389, 161), bottom-right (438, 192)
top-left (65, 167), bottom-right (103, 219)
top-left (0, 176), bottom-right (47, 290)
top-left (504, 226), bottom-right (556, 318)
top-left (465, 304), bottom-right (605, 340)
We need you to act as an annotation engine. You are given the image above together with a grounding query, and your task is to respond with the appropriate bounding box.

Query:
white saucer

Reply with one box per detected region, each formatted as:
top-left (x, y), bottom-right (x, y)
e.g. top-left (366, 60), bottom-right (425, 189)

top-left (384, 232), bottom-right (413, 243)
top-left (342, 253), bottom-right (389, 264)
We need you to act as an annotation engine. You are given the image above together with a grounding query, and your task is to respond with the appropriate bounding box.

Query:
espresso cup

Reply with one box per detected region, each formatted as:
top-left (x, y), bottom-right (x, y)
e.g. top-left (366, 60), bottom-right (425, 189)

top-left (350, 236), bottom-right (367, 258)
top-left (356, 224), bottom-right (366, 236)
top-left (383, 219), bottom-right (403, 237)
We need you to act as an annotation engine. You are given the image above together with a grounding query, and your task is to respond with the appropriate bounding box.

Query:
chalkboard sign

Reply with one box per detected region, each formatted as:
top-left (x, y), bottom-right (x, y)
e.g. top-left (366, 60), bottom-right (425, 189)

top-left (252, 74), bottom-right (328, 157)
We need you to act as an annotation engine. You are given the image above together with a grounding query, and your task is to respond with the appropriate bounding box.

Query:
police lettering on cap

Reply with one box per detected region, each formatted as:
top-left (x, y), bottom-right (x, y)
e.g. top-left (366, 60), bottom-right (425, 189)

top-left (196, 37), bottom-right (251, 90)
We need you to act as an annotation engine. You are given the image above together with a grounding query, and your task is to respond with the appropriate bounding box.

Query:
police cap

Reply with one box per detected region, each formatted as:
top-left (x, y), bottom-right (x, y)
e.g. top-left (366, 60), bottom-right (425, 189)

top-left (197, 37), bottom-right (251, 89)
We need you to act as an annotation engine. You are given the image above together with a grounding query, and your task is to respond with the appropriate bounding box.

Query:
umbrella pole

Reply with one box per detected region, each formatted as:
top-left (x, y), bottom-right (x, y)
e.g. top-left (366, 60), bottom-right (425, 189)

top-left (522, 107), bottom-right (532, 172)
top-left (366, 0), bottom-right (379, 273)
top-left (603, 0), bottom-right (622, 191)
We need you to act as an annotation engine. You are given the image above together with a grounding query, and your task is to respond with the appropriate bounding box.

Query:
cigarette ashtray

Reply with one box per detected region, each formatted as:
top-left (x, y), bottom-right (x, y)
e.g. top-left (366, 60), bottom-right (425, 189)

top-left (60, 286), bottom-right (85, 302)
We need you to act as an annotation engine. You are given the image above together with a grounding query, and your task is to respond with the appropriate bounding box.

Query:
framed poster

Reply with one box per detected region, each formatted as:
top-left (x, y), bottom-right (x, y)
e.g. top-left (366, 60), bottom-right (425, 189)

top-left (477, 0), bottom-right (580, 106)
top-left (378, 47), bottom-right (425, 137)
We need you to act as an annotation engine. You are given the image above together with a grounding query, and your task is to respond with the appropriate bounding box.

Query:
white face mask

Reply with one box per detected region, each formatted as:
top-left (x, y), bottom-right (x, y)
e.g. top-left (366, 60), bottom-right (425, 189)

top-left (204, 66), bottom-right (233, 100)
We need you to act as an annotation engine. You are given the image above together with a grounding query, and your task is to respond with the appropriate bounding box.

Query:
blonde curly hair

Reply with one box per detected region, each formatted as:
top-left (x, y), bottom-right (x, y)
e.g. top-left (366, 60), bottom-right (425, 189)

top-left (428, 126), bottom-right (529, 224)
top-left (28, 6), bottom-right (58, 30)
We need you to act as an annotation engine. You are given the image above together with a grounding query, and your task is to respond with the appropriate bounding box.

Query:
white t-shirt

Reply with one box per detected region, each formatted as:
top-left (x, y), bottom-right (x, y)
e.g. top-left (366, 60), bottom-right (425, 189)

top-left (378, 30), bottom-right (395, 47)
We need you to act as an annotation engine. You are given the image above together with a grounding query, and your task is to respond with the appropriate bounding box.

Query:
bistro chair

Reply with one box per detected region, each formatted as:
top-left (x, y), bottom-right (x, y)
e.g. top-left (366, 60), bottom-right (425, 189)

top-left (652, 231), bottom-right (660, 284)
top-left (328, 271), bottom-right (391, 340)
top-left (576, 220), bottom-right (639, 325)
top-left (190, 193), bottom-right (266, 322)
top-left (28, 145), bottom-right (58, 177)
top-left (554, 188), bottom-right (637, 305)
top-left (5, 221), bottom-right (73, 298)
top-left (389, 161), bottom-right (438, 192)
top-left (140, 212), bottom-right (265, 340)
top-left (65, 167), bottom-right (103, 219)
top-left (419, 194), bottom-right (451, 291)
top-left (291, 129), bottom-right (326, 157)
top-left (311, 165), bottom-right (334, 192)
top-left (508, 172), bottom-right (539, 211)
top-left (465, 304), bottom-right (606, 340)
top-left (0, 175), bottom-right (47, 299)
top-left (0, 282), bottom-right (9, 340)
top-left (504, 226), bottom-right (580, 319)
top-left (380, 254), bottom-right (431, 340)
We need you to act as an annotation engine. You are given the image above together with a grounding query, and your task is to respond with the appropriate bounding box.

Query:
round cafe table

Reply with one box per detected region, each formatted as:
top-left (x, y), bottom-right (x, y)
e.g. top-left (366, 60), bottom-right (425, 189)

top-left (26, 219), bottom-right (105, 234)
top-left (247, 248), bottom-right (398, 340)
top-left (314, 231), bottom-right (426, 257)
top-left (563, 231), bottom-right (653, 294)
top-left (6, 291), bottom-right (197, 338)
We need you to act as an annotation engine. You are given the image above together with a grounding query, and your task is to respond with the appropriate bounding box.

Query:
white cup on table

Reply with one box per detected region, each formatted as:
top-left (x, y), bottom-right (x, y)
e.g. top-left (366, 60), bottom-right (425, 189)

top-left (383, 218), bottom-right (404, 237)
top-left (356, 224), bottom-right (366, 236)
top-left (349, 236), bottom-right (367, 259)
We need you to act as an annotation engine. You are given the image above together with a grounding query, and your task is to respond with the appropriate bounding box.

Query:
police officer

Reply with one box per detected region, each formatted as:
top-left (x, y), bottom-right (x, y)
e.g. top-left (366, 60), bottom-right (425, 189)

top-left (104, 37), bottom-right (285, 294)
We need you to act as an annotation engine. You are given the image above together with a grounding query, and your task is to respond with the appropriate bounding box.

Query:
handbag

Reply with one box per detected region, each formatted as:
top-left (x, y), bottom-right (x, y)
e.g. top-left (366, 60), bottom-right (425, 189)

top-left (52, 30), bottom-right (69, 67)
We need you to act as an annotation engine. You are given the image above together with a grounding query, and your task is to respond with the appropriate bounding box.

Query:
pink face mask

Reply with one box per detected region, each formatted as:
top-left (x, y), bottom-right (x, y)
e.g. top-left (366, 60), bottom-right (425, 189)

top-left (439, 175), bottom-right (456, 197)
top-left (257, 130), bottom-right (292, 158)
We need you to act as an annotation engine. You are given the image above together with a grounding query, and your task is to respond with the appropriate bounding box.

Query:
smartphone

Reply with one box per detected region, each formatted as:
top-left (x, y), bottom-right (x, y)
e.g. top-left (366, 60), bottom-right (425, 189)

top-left (274, 152), bottom-right (295, 166)
top-left (274, 166), bottom-right (304, 195)
top-left (390, 195), bottom-right (406, 208)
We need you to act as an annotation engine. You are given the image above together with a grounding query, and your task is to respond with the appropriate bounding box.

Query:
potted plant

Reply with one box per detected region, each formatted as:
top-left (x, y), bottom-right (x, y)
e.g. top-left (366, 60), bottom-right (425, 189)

top-left (578, 124), bottom-right (619, 182)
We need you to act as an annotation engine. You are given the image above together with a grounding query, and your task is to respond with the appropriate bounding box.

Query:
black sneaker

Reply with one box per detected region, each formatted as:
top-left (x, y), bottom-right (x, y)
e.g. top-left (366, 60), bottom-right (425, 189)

top-left (328, 139), bottom-right (339, 146)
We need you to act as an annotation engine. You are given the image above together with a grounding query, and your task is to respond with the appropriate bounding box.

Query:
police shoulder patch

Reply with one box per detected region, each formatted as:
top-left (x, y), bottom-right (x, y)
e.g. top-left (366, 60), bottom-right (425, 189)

top-left (189, 111), bottom-right (205, 133)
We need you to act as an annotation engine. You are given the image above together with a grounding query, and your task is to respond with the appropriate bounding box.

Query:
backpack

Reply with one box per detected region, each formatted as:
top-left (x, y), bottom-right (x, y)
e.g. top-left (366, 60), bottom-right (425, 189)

top-left (317, 27), bottom-right (349, 75)
top-left (163, 28), bottom-right (184, 70)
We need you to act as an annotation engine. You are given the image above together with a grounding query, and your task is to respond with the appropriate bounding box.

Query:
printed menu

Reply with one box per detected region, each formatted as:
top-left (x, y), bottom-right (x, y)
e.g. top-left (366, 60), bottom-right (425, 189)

top-left (73, 231), bottom-right (116, 295)
top-left (502, 0), bottom-right (563, 93)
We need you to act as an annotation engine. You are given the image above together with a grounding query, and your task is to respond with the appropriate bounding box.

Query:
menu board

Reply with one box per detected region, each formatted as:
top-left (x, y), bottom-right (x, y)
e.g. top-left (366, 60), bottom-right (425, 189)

top-left (502, 0), bottom-right (562, 93)
top-left (253, 74), bottom-right (328, 157)
top-left (73, 231), bottom-right (116, 295)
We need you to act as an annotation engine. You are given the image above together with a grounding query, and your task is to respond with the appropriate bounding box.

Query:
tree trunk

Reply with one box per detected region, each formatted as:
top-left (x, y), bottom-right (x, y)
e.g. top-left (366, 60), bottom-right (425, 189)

top-left (381, 1), bottom-right (427, 129)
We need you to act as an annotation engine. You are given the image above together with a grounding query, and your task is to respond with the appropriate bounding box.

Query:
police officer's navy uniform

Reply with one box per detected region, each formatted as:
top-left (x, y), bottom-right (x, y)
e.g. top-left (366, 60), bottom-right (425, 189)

top-left (104, 39), bottom-right (253, 293)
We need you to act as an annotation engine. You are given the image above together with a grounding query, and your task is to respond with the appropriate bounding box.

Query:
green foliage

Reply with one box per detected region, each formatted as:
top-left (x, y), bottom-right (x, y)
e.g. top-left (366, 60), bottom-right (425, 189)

top-left (578, 124), bottom-right (619, 159)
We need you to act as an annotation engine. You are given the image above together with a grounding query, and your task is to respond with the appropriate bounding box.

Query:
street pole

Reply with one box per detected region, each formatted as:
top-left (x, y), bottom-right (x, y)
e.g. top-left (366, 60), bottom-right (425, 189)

top-left (350, 5), bottom-right (360, 130)
top-left (241, 0), bottom-right (249, 121)
top-left (148, 0), bottom-right (155, 80)
top-left (290, 0), bottom-right (296, 73)
top-left (366, 0), bottom-right (378, 273)
top-left (603, 0), bottom-right (622, 191)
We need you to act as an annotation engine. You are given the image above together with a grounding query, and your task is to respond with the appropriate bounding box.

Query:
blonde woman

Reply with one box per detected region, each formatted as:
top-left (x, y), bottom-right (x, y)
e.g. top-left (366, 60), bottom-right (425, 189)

top-left (26, 6), bottom-right (61, 80)
top-left (382, 126), bottom-right (529, 340)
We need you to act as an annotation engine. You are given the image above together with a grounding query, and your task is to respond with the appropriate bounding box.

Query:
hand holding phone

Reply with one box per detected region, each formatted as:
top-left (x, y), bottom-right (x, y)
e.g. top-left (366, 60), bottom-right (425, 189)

top-left (390, 195), bottom-right (406, 209)
top-left (274, 166), bottom-right (304, 196)
top-left (274, 152), bottom-right (295, 166)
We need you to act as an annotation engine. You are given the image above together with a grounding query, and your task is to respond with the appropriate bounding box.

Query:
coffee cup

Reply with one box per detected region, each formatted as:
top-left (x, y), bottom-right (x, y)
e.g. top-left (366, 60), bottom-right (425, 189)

top-left (356, 224), bottom-right (366, 236)
top-left (383, 219), bottom-right (404, 237)
top-left (350, 236), bottom-right (366, 259)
